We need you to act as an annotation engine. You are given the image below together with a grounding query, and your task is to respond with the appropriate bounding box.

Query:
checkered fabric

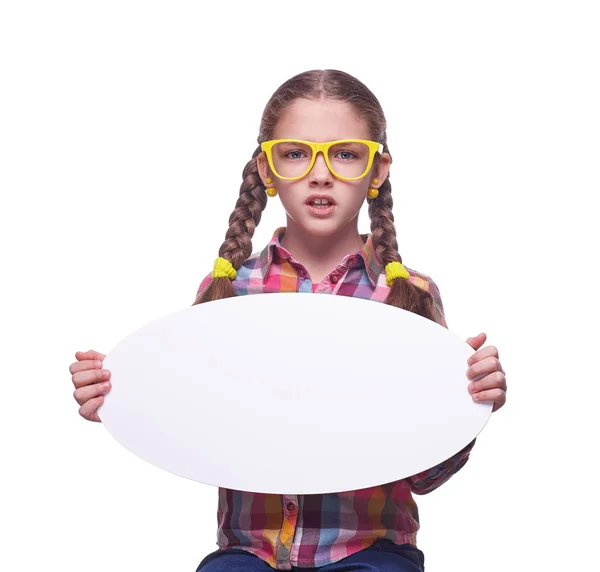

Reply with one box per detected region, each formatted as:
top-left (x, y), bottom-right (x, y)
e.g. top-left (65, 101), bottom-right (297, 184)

top-left (195, 227), bottom-right (475, 570)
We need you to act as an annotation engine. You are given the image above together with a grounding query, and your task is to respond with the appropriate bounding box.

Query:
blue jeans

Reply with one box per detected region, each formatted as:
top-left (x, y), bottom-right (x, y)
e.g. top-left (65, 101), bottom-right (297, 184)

top-left (195, 539), bottom-right (424, 572)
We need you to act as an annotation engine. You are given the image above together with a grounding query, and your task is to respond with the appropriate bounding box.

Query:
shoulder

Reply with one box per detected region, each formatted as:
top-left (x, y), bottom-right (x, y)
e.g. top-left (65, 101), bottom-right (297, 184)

top-left (407, 266), bottom-right (444, 305)
top-left (194, 250), bottom-right (264, 301)
top-left (374, 264), bottom-right (445, 313)
top-left (230, 251), bottom-right (265, 294)
top-left (406, 266), bottom-right (446, 320)
top-left (374, 264), bottom-right (441, 295)
top-left (405, 266), bottom-right (436, 292)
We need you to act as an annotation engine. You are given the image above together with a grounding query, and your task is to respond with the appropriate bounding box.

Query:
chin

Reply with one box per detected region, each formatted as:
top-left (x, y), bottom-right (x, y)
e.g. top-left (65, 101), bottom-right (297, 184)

top-left (295, 217), bottom-right (349, 238)
top-left (284, 203), bottom-right (360, 237)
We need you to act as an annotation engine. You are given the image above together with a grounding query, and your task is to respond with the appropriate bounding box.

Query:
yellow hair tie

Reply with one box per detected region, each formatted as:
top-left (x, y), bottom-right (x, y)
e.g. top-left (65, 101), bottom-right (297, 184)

top-left (385, 261), bottom-right (409, 285)
top-left (213, 257), bottom-right (237, 280)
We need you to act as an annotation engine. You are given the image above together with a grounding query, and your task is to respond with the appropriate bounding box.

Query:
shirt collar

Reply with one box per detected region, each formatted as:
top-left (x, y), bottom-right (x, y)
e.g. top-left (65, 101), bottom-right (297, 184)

top-left (259, 227), bottom-right (383, 287)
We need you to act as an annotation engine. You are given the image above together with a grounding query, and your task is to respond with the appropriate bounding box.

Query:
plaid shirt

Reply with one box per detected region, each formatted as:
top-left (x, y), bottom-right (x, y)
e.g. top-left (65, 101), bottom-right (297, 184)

top-left (195, 227), bottom-right (475, 570)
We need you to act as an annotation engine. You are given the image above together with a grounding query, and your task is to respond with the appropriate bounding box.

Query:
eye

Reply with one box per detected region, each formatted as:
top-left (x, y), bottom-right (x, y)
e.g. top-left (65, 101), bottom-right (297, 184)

top-left (336, 151), bottom-right (356, 160)
top-left (286, 150), bottom-right (308, 160)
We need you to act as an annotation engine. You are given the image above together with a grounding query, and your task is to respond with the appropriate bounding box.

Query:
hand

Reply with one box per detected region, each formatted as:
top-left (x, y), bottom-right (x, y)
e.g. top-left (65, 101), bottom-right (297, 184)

top-left (70, 349), bottom-right (111, 422)
top-left (466, 333), bottom-right (507, 413)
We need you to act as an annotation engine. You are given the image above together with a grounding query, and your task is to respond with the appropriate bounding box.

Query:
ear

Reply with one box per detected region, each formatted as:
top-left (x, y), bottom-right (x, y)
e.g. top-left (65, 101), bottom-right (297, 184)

top-left (373, 152), bottom-right (391, 184)
top-left (256, 152), bottom-right (272, 185)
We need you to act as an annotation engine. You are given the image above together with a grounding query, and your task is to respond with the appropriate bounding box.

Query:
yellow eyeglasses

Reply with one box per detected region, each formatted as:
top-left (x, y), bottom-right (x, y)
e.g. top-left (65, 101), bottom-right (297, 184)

top-left (260, 139), bottom-right (383, 181)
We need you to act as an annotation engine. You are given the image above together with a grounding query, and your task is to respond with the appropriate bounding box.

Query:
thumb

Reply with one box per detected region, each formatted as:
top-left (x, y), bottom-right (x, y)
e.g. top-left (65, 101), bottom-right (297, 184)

top-left (466, 332), bottom-right (487, 350)
top-left (76, 349), bottom-right (107, 361)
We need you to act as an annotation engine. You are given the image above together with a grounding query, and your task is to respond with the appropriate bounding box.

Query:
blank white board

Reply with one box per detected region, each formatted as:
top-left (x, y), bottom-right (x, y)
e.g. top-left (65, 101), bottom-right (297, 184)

top-left (99, 293), bottom-right (491, 494)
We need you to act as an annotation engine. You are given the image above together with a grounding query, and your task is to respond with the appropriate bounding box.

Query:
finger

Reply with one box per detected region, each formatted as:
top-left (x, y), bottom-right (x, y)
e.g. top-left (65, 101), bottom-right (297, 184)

top-left (79, 395), bottom-right (105, 423)
top-left (73, 379), bottom-right (112, 406)
top-left (468, 370), bottom-right (507, 393)
top-left (467, 354), bottom-right (503, 379)
top-left (466, 332), bottom-right (487, 351)
top-left (467, 345), bottom-right (499, 367)
top-left (69, 359), bottom-right (104, 375)
top-left (75, 350), bottom-right (107, 362)
top-left (72, 367), bottom-right (111, 389)
top-left (471, 388), bottom-right (506, 410)
top-left (492, 400), bottom-right (505, 413)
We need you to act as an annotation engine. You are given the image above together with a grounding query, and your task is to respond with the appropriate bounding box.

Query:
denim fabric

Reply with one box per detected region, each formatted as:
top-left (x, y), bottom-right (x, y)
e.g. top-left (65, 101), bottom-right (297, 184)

top-left (196, 539), bottom-right (424, 572)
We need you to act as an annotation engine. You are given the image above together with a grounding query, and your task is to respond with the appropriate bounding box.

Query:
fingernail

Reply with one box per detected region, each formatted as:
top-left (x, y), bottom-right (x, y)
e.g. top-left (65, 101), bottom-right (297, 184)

top-left (102, 369), bottom-right (110, 377)
top-left (95, 361), bottom-right (102, 368)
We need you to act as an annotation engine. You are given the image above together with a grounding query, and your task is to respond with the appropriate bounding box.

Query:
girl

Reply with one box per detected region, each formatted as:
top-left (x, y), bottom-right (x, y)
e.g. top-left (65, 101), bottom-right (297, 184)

top-left (70, 69), bottom-right (507, 572)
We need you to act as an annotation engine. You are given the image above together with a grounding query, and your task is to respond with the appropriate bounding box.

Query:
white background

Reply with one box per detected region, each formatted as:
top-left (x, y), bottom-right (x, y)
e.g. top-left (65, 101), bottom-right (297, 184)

top-left (1, 1), bottom-right (598, 571)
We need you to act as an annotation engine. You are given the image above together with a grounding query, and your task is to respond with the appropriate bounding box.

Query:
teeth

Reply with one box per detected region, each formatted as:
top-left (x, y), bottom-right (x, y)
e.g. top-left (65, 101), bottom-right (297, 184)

top-left (312, 198), bottom-right (330, 205)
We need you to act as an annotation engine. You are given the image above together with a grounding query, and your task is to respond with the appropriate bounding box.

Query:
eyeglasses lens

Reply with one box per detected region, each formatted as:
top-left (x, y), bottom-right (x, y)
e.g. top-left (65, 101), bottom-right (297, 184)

top-left (271, 141), bottom-right (370, 179)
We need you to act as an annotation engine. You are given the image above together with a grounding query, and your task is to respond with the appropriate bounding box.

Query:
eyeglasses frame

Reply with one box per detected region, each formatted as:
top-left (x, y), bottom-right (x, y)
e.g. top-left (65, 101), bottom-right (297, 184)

top-left (260, 138), bottom-right (384, 181)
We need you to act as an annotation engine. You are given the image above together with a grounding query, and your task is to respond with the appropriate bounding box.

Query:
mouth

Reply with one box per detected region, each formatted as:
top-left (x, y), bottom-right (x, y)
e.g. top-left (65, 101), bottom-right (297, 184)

top-left (305, 194), bottom-right (336, 216)
top-left (305, 195), bottom-right (336, 207)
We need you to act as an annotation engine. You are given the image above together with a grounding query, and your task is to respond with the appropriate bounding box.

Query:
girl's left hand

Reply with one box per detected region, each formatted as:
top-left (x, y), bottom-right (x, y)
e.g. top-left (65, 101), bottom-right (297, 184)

top-left (466, 332), bottom-right (507, 413)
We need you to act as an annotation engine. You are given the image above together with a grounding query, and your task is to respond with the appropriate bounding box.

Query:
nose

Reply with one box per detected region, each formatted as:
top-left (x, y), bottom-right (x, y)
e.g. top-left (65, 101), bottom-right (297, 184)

top-left (308, 151), bottom-right (333, 185)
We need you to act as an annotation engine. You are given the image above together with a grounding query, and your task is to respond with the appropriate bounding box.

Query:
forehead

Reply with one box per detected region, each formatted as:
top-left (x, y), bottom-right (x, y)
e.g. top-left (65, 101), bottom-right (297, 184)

top-left (273, 98), bottom-right (371, 141)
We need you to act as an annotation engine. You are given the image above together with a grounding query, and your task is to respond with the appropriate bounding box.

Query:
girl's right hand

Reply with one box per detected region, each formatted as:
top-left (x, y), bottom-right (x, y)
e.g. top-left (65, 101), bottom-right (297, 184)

top-left (70, 349), bottom-right (111, 423)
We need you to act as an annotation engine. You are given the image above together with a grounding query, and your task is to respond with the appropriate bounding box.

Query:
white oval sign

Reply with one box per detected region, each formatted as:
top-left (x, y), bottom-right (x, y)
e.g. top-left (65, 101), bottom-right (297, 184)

top-left (99, 293), bottom-right (491, 494)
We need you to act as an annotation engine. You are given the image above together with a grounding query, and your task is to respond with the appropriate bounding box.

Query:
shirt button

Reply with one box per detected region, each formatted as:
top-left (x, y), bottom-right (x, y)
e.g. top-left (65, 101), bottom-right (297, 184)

top-left (286, 502), bottom-right (296, 511)
top-left (331, 275), bottom-right (339, 283)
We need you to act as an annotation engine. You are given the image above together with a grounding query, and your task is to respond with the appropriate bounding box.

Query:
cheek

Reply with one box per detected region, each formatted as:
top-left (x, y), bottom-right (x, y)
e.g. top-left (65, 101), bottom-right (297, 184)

top-left (276, 185), bottom-right (301, 217)
top-left (349, 186), bottom-right (368, 210)
top-left (350, 198), bottom-right (367, 217)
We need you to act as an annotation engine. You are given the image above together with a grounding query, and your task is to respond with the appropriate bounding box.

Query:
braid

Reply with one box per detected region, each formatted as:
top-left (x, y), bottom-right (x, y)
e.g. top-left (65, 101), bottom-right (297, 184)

top-left (368, 179), bottom-right (443, 324)
top-left (193, 146), bottom-right (267, 305)
top-left (368, 178), bottom-right (401, 267)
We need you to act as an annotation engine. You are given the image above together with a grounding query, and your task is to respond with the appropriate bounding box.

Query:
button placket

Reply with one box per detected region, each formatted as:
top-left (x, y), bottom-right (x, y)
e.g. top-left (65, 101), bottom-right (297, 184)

top-left (283, 495), bottom-right (298, 515)
top-left (281, 495), bottom-right (300, 568)
top-left (329, 266), bottom-right (347, 285)
top-left (284, 496), bottom-right (297, 512)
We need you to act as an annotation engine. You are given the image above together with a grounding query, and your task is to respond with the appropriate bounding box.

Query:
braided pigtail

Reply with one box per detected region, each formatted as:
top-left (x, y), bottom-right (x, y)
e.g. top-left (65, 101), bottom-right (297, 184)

top-left (192, 146), bottom-right (267, 305)
top-left (368, 179), bottom-right (444, 325)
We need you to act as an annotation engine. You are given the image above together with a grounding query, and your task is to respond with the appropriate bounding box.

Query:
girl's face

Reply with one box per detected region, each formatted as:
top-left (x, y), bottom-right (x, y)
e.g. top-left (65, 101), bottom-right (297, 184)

top-left (257, 98), bottom-right (391, 239)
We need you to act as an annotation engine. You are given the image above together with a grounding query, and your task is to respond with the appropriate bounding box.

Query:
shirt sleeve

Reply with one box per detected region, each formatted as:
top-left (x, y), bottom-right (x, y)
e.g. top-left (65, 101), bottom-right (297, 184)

top-left (406, 275), bottom-right (476, 495)
top-left (407, 438), bottom-right (476, 495)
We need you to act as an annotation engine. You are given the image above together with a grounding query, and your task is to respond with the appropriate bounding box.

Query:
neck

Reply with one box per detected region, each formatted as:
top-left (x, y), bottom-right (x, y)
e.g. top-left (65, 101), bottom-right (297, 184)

top-left (280, 218), bottom-right (366, 283)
